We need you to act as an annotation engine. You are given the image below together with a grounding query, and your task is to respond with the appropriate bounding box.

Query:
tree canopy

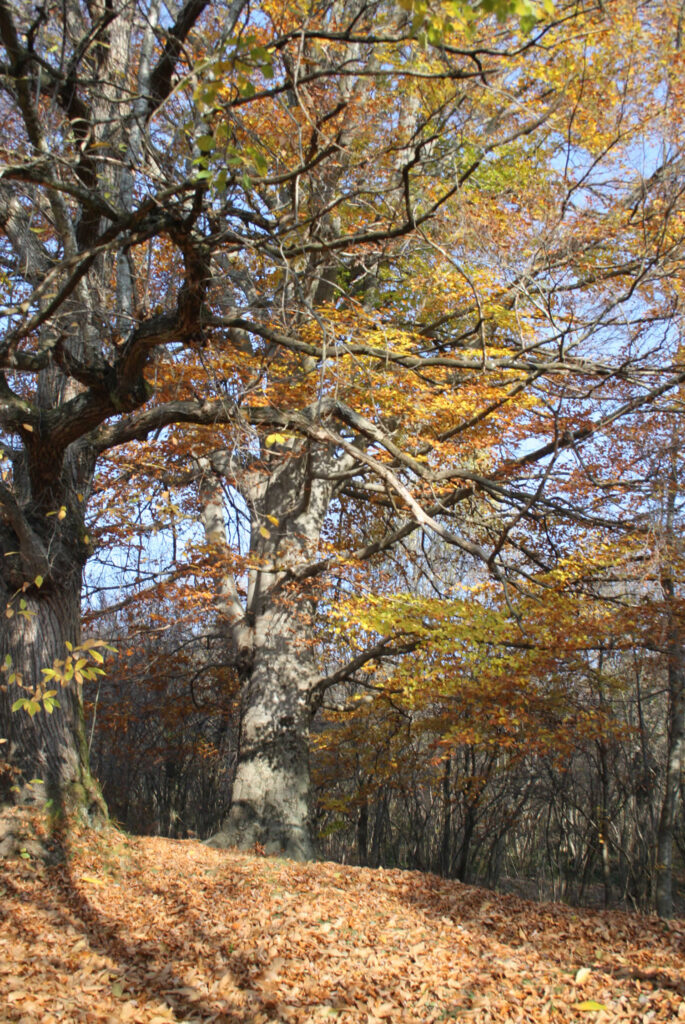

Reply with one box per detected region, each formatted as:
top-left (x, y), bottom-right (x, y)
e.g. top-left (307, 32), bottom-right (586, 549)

top-left (0, 0), bottom-right (683, 907)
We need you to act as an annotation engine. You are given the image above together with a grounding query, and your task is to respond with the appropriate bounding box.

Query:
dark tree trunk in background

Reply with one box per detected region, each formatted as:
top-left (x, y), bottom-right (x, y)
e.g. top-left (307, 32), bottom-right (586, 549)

top-left (440, 754), bottom-right (452, 876)
top-left (656, 452), bottom-right (685, 918)
top-left (370, 795), bottom-right (388, 869)
top-left (357, 798), bottom-right (369, 866)
top-left (456, 804), bottom-right (476, 884)
top-left (656, 588), bottom-right (685, 917)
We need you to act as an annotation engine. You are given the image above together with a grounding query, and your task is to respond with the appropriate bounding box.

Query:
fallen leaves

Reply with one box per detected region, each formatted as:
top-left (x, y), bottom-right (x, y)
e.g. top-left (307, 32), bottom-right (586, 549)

top-left (0, 829), bottom-right (683, 1023)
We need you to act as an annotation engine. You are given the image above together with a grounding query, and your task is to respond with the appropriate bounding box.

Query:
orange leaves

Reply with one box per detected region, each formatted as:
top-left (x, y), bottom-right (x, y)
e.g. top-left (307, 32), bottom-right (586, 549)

top-left (1, 833), bottom-right (683, 1024)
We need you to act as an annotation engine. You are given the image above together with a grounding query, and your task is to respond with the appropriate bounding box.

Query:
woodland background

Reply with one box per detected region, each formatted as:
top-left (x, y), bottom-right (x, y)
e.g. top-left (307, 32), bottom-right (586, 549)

top-left (0, 0), bottom-right (684, 927)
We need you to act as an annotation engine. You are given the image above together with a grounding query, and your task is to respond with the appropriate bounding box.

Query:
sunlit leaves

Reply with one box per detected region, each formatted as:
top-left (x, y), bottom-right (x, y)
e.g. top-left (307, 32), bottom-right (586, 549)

top-left (2, 832), bottom-right (682, 1022)
top-left (10, 640), bottom-right (116, 717)
top-left (399, 0), bottom-right (556, 42)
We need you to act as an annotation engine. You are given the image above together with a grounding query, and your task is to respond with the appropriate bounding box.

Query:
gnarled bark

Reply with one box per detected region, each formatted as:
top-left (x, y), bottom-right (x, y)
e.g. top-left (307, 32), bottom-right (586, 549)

top-left (0, 577), bottom-right (104, 823)
top-left (0, 0), bottom-right (215, 835)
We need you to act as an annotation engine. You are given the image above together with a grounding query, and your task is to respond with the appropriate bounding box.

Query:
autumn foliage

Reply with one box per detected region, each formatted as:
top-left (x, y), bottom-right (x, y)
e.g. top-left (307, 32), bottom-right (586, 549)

top-left (0, 0), bottom-right (684, 927)
top-left (1, 828), bottom-right (684, 1023)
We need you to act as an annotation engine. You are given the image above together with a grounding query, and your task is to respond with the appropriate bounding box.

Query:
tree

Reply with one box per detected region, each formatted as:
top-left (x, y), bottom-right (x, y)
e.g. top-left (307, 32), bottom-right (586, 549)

top-left (179, 0), bottom-right (685, 858)
top-left (0, 0), bottom-right (242, 816)
top-left (635, 431), bottom-right (685, 917)
top-left (1, 0), bottom-right (685, 861)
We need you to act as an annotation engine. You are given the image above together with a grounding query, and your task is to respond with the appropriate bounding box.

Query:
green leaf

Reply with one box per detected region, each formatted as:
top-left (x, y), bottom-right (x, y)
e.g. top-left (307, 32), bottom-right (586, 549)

top-left (252, 151), bottom-right (268, 175)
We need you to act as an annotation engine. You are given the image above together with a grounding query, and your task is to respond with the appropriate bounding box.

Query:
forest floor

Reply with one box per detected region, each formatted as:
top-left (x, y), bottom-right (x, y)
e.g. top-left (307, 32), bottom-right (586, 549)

top-left (0, 819), bottom-right (683, 1024)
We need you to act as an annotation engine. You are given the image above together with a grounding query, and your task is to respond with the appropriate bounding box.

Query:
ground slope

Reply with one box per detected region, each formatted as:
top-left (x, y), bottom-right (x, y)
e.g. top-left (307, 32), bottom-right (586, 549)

top-left (0, 826), bottom-right (683, 1023)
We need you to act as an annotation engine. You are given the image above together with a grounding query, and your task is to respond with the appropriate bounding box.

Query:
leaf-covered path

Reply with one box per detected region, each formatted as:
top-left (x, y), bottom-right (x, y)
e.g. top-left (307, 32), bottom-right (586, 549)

top-left (1, 827), bottom-right (683, 1023)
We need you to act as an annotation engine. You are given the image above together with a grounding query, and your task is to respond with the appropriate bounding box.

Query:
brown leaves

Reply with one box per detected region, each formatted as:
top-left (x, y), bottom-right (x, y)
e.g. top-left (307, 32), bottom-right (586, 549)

top-left (0, 831), bottom-right (683, 1023)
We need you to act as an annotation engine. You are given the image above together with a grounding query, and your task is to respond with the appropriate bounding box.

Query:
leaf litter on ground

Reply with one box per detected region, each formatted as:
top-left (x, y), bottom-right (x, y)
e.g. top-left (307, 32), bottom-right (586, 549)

top-left (0, 825), bottom-right (683, 1023)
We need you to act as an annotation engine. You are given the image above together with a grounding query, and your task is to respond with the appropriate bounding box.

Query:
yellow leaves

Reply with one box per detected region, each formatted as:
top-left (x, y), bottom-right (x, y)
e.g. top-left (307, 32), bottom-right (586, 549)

top-left (329, 568), bottom-right (631, 765)
top-left (80, 873), bottom-right (106, 887)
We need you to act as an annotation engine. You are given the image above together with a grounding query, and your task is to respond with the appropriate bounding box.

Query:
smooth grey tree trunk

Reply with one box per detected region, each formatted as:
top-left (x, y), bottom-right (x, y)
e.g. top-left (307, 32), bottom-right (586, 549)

top-left (202, 439), bottom-right (345, 859)
top-left (208, 597), bottom-right (317, 859)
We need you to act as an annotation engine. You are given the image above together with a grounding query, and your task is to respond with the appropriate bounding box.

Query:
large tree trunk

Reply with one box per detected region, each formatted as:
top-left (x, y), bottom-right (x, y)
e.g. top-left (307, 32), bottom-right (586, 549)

top-left (0, 575), bottom-right (104, 822)
top-left (201, 438), bottom-right (348, 860)
top-left (209, 597), bottom-right (316, 859)
top-left (0, 410), bottom-right (105, 831)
